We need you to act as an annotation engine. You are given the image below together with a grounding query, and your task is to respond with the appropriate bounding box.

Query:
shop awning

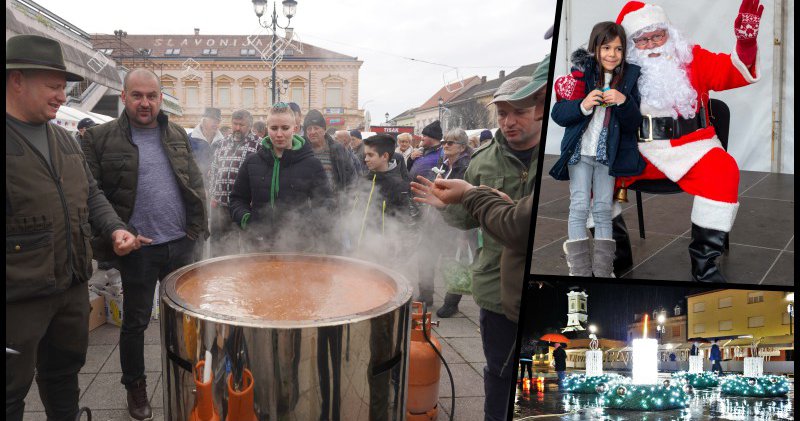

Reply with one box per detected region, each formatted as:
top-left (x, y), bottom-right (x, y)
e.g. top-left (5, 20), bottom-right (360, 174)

top-left (758, 335), bottom-right (794, 348)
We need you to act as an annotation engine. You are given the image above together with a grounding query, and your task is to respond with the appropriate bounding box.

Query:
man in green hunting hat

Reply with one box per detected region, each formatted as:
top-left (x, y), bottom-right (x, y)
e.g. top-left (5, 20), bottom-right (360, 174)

top-left (6, 34), bottom-right (141, 421)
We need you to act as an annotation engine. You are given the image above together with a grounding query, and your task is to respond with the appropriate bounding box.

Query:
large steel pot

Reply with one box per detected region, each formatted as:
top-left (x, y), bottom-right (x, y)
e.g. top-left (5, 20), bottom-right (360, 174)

top-left (160, 253), bottom-right (412, 420)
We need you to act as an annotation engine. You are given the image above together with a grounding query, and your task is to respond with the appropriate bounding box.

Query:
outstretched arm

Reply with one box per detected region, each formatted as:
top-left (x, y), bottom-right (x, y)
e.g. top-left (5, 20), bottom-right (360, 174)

top-left (734, 0), bottom-right (764, 74)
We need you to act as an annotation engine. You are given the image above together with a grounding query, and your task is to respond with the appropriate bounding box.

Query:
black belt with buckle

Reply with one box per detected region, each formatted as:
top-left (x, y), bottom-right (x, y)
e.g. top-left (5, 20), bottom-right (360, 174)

top-left (638, 114), bottom-right (706, 142)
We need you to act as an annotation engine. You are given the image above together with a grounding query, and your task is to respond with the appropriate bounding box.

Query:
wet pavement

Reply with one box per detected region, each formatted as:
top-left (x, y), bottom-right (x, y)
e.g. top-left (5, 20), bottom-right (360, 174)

top-left (531, 154), bottom-right (795, 286)
top-left (513, 371), bottom-right (794, 420)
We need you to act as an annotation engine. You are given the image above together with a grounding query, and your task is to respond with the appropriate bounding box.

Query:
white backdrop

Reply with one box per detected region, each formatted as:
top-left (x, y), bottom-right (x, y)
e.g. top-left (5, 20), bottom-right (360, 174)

top-left (545, 0), bottom-right (794, 174)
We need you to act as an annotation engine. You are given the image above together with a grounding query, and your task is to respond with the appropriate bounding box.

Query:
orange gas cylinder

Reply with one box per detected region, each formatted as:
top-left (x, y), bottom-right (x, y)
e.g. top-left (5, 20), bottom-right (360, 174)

top-left (226, 368), bottom-right (257, 421)
top-left (407, 302), bottom-right (441, 421)
top-left (190, 360), bottom-right (220, 421)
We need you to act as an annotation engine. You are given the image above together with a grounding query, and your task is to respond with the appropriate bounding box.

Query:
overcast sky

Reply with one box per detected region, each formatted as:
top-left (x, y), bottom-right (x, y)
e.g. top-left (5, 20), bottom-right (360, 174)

top-left (35, 0), bottom-right (556, 123)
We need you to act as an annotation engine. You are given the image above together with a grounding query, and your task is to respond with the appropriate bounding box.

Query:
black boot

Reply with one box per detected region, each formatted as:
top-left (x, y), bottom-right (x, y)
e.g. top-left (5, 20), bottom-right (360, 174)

top-left (689, 224), bottom-right (729, 283)
top-left (590, 214), bottom-right (633, 277)
top-left (436, 293), bottom-right (462, 318)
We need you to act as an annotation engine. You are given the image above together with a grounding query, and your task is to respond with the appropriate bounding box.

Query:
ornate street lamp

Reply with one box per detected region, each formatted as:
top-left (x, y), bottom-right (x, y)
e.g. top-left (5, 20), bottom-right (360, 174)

top-left (385, 112), bottom-right (390, 124)
top-left (657, 312), bottom-right (666, 344)
top-left (252, 0), bottom-right (297, 104)
top-left (269, 78), bottom-right (290, 101)
top-left (438, 97), bottom-right (444, 125)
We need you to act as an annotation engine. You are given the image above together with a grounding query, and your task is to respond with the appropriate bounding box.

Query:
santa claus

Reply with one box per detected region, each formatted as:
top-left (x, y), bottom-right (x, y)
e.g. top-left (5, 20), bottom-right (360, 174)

top-left (612, 0), bottom-right (762, 282)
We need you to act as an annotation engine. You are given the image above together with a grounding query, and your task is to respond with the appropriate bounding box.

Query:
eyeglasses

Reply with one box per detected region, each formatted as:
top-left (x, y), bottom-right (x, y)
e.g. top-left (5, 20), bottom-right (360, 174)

top-left (633, 31), bottom-right (667, 47)
top-left (442, 141), bottom-right (466, 146)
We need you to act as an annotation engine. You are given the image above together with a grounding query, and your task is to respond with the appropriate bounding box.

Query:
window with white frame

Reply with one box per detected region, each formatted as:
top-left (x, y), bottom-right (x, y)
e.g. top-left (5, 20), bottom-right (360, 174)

top-left (719, 320), bottom-right (733, 331)
top-left (218, 84), bottom-right (231, 107)
top-left (693, 302), bottom-right (706, 313)
top-left (241, 84), bottom-right (255, 109)
top-left (718, 297), bottom-right (733, 308)
top-left (747, 292), bottom-right (764, 304)
top-left (694, 324), bottom-right (705, 334)
top-left (184, 82), bottom-right (199, 106)
top-left (325, 82), bottom-right (343, 107)
top-left (748, 316), bottom-right (765, 328)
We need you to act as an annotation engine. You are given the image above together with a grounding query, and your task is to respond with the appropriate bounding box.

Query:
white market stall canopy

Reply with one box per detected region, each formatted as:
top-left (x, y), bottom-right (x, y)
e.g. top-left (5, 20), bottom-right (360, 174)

top-left (51, 106), bottom-right (113, 132)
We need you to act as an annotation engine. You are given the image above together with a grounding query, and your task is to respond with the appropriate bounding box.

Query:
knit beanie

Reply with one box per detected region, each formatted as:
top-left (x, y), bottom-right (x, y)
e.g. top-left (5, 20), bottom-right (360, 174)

top-left (421, 120), bottom-right (443, 141)
top-left (303, 109), bottom-right (326, 131)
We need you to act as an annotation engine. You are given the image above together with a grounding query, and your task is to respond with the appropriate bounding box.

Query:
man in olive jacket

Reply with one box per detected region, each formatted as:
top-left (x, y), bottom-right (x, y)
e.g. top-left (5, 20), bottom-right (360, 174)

top-left (81, 68), bottom-right (208, 420)
top-left (6, 35), bottom-right (141, 421)
top-left (412, 59), bottom-right (547, 421)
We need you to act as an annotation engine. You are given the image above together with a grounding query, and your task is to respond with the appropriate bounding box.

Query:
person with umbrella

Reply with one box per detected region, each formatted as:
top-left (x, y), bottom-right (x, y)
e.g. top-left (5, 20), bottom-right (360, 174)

top-left (552, 342), bottom-right (568, 390)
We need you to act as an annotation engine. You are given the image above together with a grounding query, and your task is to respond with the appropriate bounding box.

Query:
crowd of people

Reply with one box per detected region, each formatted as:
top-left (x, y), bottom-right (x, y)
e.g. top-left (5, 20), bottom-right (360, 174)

top-left (6, 28), bottom-right (548, 420)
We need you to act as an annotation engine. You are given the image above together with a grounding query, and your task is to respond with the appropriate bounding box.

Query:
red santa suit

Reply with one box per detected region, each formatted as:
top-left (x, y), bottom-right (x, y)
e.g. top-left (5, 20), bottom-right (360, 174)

top-left (616, 3), bottom-right (760, 233)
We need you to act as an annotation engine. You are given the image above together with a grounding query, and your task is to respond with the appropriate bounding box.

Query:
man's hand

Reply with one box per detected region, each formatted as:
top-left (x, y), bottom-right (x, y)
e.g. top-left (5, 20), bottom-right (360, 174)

top-left (429, 178), bottom-right (476, 205)
top-left (734, 0), bottom-right (763, 68)
top-left (111, 230), bottom-right (153, 256)
top-left (602, 89), bottom-right (626, 106)
top-left (410, 148), bottom-right (424, 160)
top-left (410, 176), bottom-right (447, 209)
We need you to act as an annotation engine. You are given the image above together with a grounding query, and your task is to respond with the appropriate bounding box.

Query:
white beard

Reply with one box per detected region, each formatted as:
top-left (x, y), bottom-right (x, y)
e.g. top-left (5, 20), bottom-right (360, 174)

top-left (629, 38), bottom-right (698, 119)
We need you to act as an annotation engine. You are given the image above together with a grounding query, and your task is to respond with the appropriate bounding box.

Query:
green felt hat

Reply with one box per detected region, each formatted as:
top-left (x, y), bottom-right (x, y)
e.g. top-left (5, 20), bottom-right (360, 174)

top-left (507, 54), bottom-right (550, 108)
top-left (6, 35), bottom-right (83, 81)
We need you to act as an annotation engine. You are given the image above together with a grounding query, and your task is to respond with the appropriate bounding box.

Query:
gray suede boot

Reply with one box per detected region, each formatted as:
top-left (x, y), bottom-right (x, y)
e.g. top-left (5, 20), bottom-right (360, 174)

top-left (563, 239), bottom-right (592, 277)
top-left (592, 239), bottom-right (617, 278)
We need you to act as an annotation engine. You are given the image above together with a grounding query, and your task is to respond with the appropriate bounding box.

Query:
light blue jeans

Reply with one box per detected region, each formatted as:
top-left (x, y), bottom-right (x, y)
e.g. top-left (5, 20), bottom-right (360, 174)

top-left (568, 155), bottom-right (615, 240)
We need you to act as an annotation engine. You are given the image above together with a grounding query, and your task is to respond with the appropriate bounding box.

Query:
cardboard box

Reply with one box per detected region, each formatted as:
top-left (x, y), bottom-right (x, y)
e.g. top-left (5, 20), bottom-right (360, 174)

top-left (88, 292), bottom-right (106, 331)
top-left (96, 283), bottom-right (160, 328)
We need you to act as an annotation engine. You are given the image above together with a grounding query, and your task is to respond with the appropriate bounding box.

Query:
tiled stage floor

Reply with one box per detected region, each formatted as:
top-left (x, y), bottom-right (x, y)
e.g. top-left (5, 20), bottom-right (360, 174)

top-left (531, 155), bottom-right (794, 286)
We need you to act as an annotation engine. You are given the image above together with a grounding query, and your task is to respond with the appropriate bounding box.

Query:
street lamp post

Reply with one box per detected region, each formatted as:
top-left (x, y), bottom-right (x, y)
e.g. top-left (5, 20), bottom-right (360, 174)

top-left (438, 97), bottom-right (444, 125)
top-left (252, 0), bottom-right (297, 104)
top-left (113, 29), bottom-right (127, 61)
top-left (657, 313), bottom-right (666, 345)
top-left (787, 293), bottom-right (794, 335)
top-left (385, 112), bottom-right (390, 125)
top-left (269, 78), bottom-right (290, 102)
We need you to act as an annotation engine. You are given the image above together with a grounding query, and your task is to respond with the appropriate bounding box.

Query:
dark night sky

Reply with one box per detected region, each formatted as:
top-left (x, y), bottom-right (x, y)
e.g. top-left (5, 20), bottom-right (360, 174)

top-left (520, 280), bottom-right (707, 342)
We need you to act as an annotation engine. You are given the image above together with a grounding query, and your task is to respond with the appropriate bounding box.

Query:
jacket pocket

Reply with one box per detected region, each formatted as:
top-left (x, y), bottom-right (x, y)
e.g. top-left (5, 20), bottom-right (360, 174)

top-left (6, 230), bottom-right (57, 301)
top-left (482, 176), bottom-right (504, 191)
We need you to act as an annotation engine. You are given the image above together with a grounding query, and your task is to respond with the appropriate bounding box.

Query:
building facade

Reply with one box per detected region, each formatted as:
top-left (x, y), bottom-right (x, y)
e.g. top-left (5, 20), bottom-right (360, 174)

top-left (686, 290), bottom-right (793, 339)
top-left (92, 33), bottom-right (363, 129)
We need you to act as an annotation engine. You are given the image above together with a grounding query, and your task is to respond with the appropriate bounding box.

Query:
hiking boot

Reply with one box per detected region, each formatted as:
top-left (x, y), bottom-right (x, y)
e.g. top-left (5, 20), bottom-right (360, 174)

top-left (126, 379), bottom-right (152, 420)
top-left (436, 293), bottom-right (462, 318)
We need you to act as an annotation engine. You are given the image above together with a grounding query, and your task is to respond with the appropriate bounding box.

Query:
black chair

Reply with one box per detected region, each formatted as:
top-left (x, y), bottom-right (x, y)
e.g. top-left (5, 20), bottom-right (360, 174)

top-left (627, 99), bottom-right (730, 248)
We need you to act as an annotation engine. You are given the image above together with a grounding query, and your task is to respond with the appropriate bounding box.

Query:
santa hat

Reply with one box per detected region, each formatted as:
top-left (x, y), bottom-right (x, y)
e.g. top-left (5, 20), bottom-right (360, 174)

top-left (616, 1), bottom-right (670, 37)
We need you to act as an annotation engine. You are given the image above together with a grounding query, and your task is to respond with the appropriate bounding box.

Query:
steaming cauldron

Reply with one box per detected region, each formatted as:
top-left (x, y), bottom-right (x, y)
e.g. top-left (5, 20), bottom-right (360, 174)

top-left (160, 253), bottom-right (412, 420)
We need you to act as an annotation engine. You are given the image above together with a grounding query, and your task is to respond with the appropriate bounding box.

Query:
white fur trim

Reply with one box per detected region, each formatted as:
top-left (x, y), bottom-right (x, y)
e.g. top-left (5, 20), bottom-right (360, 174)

top-left (731, 47), bottom-right (761, 83)
top-left (621, 4), bottom-right (670, 37)
top-left (638, 137), bottom-right (722, 181)
top-left (691, 196), bottom-right (739, 232)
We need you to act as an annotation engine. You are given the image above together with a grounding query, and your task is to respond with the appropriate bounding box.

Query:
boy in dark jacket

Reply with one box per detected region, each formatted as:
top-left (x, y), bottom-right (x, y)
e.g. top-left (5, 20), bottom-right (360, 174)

top-left (350, 134), bottom-right (418, 259)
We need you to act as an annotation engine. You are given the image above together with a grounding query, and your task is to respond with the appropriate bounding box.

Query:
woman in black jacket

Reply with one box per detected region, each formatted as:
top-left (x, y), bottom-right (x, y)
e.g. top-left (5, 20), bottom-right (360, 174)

top-left (550, 21), bottom-right (644, 278)
top-left (229, 104), bottom-right (333, 252)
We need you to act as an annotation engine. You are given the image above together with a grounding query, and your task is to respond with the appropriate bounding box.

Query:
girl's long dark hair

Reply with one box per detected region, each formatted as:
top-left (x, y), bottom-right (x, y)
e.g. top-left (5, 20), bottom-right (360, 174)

top-left (587, 21), bottom-right (626, 89)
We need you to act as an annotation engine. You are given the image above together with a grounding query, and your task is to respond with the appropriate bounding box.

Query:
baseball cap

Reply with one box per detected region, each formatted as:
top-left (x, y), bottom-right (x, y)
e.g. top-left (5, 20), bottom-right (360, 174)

top-left (506, 54), bottom-right (551, 108)
top-left (489, 76), bottom-right (532, 105)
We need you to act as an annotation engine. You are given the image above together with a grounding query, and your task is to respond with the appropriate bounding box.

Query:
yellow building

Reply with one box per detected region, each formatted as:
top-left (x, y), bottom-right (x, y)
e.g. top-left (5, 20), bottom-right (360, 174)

top-left (91, 32), bottom-right (363, 129)
top-left (686, 289), bottom-right (793, 339)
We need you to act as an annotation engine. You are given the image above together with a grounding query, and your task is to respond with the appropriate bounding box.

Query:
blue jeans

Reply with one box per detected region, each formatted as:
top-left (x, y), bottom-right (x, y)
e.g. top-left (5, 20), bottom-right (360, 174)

top-left (557, 371), bottom-right (567, 389)
top-left (480, 309), bottom-right (518, 421)
top-left (568, 155), bottom-right (615, 240)
top-left (118, 236), bottom-right (195, 386)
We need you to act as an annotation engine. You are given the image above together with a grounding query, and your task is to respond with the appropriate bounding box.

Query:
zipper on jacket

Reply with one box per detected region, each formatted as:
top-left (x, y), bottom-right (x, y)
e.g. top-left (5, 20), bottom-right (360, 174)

top-left (16, 133), bottom-right (74, 278)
